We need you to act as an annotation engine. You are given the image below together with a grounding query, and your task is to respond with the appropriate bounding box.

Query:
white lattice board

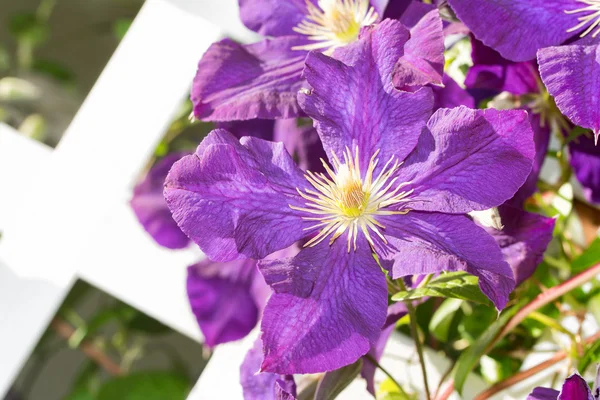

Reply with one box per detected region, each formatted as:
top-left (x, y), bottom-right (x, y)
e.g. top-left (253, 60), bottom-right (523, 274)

top-left (0, 1), bottom-right (575, 399)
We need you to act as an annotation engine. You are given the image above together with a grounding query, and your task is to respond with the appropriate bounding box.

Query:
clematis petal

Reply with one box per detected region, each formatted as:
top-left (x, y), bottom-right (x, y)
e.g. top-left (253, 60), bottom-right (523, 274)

top-left (299, 19), bottom-right (434, 170)
top-left (273, 119), bottom-right (327, 173)
top-left (446, 0), bottom-right (575, 62)
top-left (241, 338), bottom-right (296, 400)
top-left (570, 134), bottom-right (600, 204)
top-left (238, 0), bottom-right (310, 37)
top-left (259, 238), bottom-right (387, 374)
top-left (191, 37), bottom-right (308, 121)
top-left (559, 373), bottom-right (594, 400)
top-left (527, 387), bottom-right (560, 400)
top-left (380, 212), bottom-right (515, 310)
top-left (383, 0), bottom-right (435, 28)
top-left (397, 107), bottom-right (535, 214)
top-left (466, 38), bottom-right (540, 97)
top-left (164, 130), bottom-right (309, 262)
top-left (433, 74), bottom-right (474, 111)
top-left (538, 42), bottom-right (600, 142)
top-left (187, 258), bottom-right (260, 347)
top-left (130, 152), bottom-right (191, 249)
top-left (393, 10), bottom-right (445, 90)
top-left (361, 324), bottom-right (394, 395)
top-left (483, 205), bottom-right (555, 286)
top-left (217, 119), bottom-right (275, 140)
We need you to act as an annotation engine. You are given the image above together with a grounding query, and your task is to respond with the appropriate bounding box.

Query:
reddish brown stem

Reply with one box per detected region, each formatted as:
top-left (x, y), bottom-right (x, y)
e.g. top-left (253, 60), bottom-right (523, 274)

top-left (50, 317), bottom-right (123, 376)
top-left (474, 331), bottom-right (600, 400)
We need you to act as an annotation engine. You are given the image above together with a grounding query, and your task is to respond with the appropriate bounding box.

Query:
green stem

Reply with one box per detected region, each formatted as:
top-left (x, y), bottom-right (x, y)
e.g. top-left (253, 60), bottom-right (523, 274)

top-left (398, 279), bottom-right (431, 400)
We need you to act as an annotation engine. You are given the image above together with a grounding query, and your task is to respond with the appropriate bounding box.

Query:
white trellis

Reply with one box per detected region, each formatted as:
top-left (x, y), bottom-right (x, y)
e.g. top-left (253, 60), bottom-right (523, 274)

top-left (0, 1), bottom-right (578, 399)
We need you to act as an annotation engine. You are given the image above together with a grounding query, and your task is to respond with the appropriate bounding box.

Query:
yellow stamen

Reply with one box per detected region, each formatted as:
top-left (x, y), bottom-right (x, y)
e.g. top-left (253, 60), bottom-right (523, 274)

top-left (290, 147), bottom-right (413, 252)
top-left (565, 0), bottom-right (600, 38)
top-left (292, 0), bottom-right (379, 53)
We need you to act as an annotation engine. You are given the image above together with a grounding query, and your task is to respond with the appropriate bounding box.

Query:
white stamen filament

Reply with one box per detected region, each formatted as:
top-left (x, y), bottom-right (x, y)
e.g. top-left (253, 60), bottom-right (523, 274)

top-left (565, 0), bottom-right (600, 38)
top-left (292, 0), bottom-right (378, 53)
top-left (290, 147), bottom-right (413, 252)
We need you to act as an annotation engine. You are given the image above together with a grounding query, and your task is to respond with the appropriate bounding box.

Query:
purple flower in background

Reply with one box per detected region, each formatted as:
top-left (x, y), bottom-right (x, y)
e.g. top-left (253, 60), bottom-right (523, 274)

top-left (447, 0), bottom-right (600, 142)
top-left (482, 205), bottom-right (556, 286)
top-left (527, 372), bottom-right (595, 400)
top-left (570, 134), bottom-right (600, 203)
top-left (191, 1), bottom-right (444, 121)
top-left (465, 38), bottom-right (600, 204)
top-left (165, 20), bottom-right (535, 374)
top-left (241, 338), bottom-right (296, 400)
top-left (187, 258), bottom-right (266, 348)
top-left (130, 152), bottom-right (192, 249)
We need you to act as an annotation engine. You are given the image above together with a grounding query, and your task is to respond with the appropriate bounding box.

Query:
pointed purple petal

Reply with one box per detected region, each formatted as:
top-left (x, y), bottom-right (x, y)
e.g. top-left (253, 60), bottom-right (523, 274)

top-left (164, 130), bottom-right (309, 261)
top-left (187, 258), bottom-right (259, 347)
top-left (527, 387), bottom-right (560, 400)
top-left (539, 42), bottom-right (600, 142)
top-left (397, 107), bottom-right (535, 214)
top-left (241, 338), bottom-right (296, 400)
top-left (238, 0), bottom-right (309, 37)
top-left (299, 19), bottom-right (433, 169)
top-left (381, 212), bottom-right (515, 310)
top-left (447, 0), bottom-right (575, 62)
top-left (361, 324), bottom-right (394, 395)
top-left (273, 119), bottom-right (327, 173)
top-left (130, 152), bottom-right (191, 249)
top-left (559, 373), bottom-right (594, 400)
top-left (484, 205), bottom-right (555, 286)
top-left (191, 37), bottom-right (307, 121)
top-left (393, 10), bottom-right (445, 90)
top-left (259, 238), bottom-right (387, 374)
top-left (570, 134), bottom-right (600, 204)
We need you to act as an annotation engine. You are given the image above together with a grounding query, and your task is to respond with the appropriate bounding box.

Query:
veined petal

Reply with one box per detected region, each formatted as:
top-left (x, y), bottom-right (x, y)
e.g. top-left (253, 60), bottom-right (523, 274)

top-left (299, 19), bottom-right (434, 170)
top-left (273, 119), bottom-right (327, 173)
top-left (259, 238), bottom-right (387, 374)
top-left (559, 373), bottom-right (594, 400)
top-left (187, 258), bottom-right (260, 347)
top-left (380, 212), bottom-right (515, 310)
top-left (570, 134), bottom-right (600, 204)
top-left (164, 130), bottom-right (309, 261)
top-left (538, 42), bottom-right (600, 142)
top-left (447, 0), bottom-right (576, 62)
top-left (239, 0), bottom-right (311, 37)
top-left (433, 74), bottom-right (475, 111)
top-left (397, 107), bottom-right (535, 214)
top-left (191, 37), bottom-right (308, 121)
top-left (393, 10), bottom-right (445, 90)
top-left (130, 152), bottom-right (191, 249)
top-left (483, 205), bottom-right (555, 286)
top-left (241, 338), bottom-right (296, 400)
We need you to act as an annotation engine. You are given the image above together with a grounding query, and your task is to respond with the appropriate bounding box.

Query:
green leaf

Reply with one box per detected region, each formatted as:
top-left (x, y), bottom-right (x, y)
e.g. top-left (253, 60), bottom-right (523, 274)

top-left (113, 18), bottom-right (133, 41)
top-left (578, 338), bottom-right (600, 374)
top-left (314, 359), bottom-right (362, 400)
top-left (33, 59), bottom-right (75, 84)
top-left (453, 303), bottom-right (522, 394)
top-left (572, 237), bottom-right (600, 273)
top-left (98, 372), bottom-right (189, 400)
top-left (429, 298), bottom-right (462, 342)
top-left (391, 272), bottom-right (491, 306)
top-left (63, 387), bottom-right (96, 400)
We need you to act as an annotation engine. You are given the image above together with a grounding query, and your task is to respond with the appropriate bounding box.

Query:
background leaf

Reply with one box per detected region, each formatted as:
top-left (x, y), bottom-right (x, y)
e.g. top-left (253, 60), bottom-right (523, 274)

top-left (97, 372), bottom-right (189, 400)
top-left (392, 272), bottom-right (491, 306)
top-left (314, 359), bottom-right (362, 400)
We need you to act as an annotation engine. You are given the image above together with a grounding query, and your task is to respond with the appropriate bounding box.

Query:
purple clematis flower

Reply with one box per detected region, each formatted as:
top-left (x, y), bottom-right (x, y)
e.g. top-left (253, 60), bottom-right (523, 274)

top-left (241, 338), bottom-right (296, 400)
top-left (131, 152), bottom-right (192, 249)
top-left (527, 372), bottom-right (595, 400)
top-left (465, 38), bottom-right (600, 204)
top-left (446, 0), bottom-right (600, 142)
top-left (165, 20), bottom-right (534, 374)
top-left (191, 1), bottom-right (444, 121)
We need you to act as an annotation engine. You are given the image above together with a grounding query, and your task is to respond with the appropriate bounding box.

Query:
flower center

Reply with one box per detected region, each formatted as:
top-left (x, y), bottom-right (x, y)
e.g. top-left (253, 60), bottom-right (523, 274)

top-left (292, 0), bottom-right (379, 53)
top-left (290, 147), bottom-right (413, 252)
top-left (565, 0), bottom-right (600, 38)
